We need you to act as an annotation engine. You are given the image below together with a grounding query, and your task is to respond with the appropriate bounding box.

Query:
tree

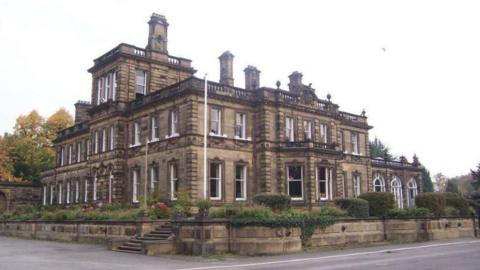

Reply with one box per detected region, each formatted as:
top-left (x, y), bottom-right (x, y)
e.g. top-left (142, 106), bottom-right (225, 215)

top-left (369, 137), bottom-right (395, 161)
top-left (471, 163), bottom-right (480, 190)
top-left (445, 180), bottom-right (459, 193)
top-left (421, 168), bottom-right (434, 192)
top-left (434, 173), bottom-right (448, 192)
top-left (0, 109), bottom-right (73, 183)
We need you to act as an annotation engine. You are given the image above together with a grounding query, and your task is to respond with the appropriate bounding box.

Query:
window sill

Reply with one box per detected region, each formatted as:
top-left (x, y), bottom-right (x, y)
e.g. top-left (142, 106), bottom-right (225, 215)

top-left (129, 143), bottom-right (141, 148)
top-left (165, 133), bottom-right (179, 139)
top-left (209, 132), bottom-right (228, 138)
top-left (150, 138), bottom-right (160, 143)
top-left (235, 198), bottom-right (247, 201)
top-left (234, 136), bottom-right (251, 141)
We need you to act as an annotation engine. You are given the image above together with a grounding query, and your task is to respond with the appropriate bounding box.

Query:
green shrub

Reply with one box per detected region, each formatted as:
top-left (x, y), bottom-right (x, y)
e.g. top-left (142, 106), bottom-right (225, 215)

top-left (359, 192), bottom-right (395, 217)
top-left (444, 192), bottom-right (470, 217)
top-left (444, 206), bottom-right (460, 217)
top-left (335, 198), bottom-right (369, 218)
top-left (387, 207), bottom-right (432, 218)
top-left (174, 191), bottom-right (192, 216)
top-left (196, 199), bottom-right (212, 212)
top-left (253, 193), bottom-right (291, 211)
top-left (313, 207), bottom-right (348, 217)
top-left (235, 206), bottom-right (274, 219)
top-left (415, 193), bottom-right (446, 217)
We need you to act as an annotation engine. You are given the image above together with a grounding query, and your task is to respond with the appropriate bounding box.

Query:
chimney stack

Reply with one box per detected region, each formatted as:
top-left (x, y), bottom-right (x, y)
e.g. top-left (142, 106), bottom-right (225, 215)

top-left (219, 51), bottom-right (234, 86)
top-left (288, 71), bottom-right (303, 91)
top-left (74, 101), bottom-right (92, 124)
top-left (244, 66), bottom-right (260, 90)
top-left (147, 13), bottom-right (169, 53)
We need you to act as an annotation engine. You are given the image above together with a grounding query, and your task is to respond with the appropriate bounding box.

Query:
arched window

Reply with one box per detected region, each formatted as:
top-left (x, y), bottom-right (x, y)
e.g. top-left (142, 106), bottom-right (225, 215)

top-left (391, 177), bottom-right (403, 208)
top-left (407, 178), bottom-right (418, 207)
top-left (373, 174), bottom-right (386, 192)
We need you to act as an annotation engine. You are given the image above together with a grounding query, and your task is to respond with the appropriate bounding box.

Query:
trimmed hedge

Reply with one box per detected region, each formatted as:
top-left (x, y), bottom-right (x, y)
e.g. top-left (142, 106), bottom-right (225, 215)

top-left (415, 193), bottom-right (446, 217)
top-left (387, 207), bottom-right (432, 218)
top-left (444, 192), bottom-right (470, 217)
top-left (253, 193), bottom-right (291, 211)
top-left (334, 198), bottom-right (369, 218)
top-left (359, 192), bottom-right (395, 217)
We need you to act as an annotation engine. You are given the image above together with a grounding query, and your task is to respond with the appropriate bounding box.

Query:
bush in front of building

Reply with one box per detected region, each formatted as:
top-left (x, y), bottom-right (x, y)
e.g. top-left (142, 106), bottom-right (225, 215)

top-left (415, 192), bottom-right (446, 217)
top-left (359, 192), bottom-right (395, 217)
top-left (444, 192), bottom-right (470, 217)
top-left (311, 207), bottom-right (348, 217)
top-left (387, 207), bottom-right (432, 218)
top-left (334, 198), bottom-right (369, 218)
top-left (253, 193), bottom-right (291, 212)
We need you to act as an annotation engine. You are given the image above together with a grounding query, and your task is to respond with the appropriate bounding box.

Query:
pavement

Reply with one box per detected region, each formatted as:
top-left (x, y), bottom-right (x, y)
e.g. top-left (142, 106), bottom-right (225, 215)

top-left (0, 236), bottom-right (479, 270)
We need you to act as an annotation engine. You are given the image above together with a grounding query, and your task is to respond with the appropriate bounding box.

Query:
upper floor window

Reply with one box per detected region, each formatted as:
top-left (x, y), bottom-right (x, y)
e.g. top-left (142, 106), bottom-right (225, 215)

top-left (101, 128), bottom-right (107, 152)
top-left (351, 132), bottom-right (359, 154)
top-left (132, 122), bottom-right (141, 146)
top-left (303, 120), bottom-right (312, 141)
top-left (97, 77), bottom-right (104, 104)
top-left (76, 141), bottom-right (82, 163)
top-left (135, 69), bottom-right (147, 95)
top-left (109, 126), bottom-right (114, 150)
top-left (235, 164), bottom-right (247, 200)
top-left (339, 131), bottom-right (345, 152)
top-left (151, 116), bottom-right (159, 141)
top-left (170, 110), bottom-right (179, 137)
top-left (67, 144), bottom-right (72, 165)
top-left (287, 165), bottom-right (303, 200)
top-left (59, 147), bottom-right (64, 166)
top-left (285, 117), bottom-right (294, 142)
top-left (235, 112), bottom-right (246, 139)
top-left (97, 71), bottom-right (117, 104)
top-left (84, 139), bottom-right (90, 161)
top-left (94, 131), bottom-right (99, 154)
top-left (210, 108), bottom-right (221, 135)
top-left (320, 124), bottom-right (328, 143)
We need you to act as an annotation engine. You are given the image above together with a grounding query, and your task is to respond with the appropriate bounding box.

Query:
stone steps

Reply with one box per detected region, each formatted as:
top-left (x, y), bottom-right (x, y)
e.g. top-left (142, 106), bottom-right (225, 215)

top-left (113, 223), bottom-right (172, 255)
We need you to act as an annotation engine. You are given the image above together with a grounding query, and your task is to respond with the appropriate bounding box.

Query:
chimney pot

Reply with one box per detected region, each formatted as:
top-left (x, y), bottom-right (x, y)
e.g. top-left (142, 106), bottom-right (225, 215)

top-left (219, 51), bottom-right (234, 86)
top-left (244, 65), bottom-right (261, 90)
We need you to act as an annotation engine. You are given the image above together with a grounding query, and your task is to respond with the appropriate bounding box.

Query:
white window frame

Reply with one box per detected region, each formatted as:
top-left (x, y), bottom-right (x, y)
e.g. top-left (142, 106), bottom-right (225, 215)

top-left (351, 132), bottom-right (359, 155)
top-left (66, 182), bottom-right (70, 204)
top-left (60, 147), bottom-right (64, 166)
top-left (105, 74), bottom-right (111, 101)
top-left (210, 108), bottom-right (221, 135)
top-left (132, 169), bottom-right (139, 203)
top-left (58, 183), bottom-right (63, 204)
top-left (134, 122), bottom-right (141, 145)
top-left (151, 116), bottom-right (158, 140)
top-left (209, 163), bottom-right (222, 200)
top-left (170, 110), bottom-right (179, 137)
top-left (43, 185), bottom-right (47, 205)
top-left (109, 126), bottom-right (114, 150)
top-left (287, 165), bottom-right (304, 200)
top-left (391, 177), bottom-right (404, 208)
top-left (112, 71), bottom-right (117, 101)
top-left (373, 174), bottom-right (386, 192)
top-left (75, 181), bottom-right (79, 203)
top-left (93, 174), bottom-right (97, 201)
top-left (76, 142), bottom-right (81, 163)
top-left (170, 164), bottom-right (178, 200)
top-left (102, 128), bottom-right (107, 152)
top-left (84, 180), bottom-right (88, 203)
top-left (235, 164), bottom-right (247, 201)
top-left (150, 167), bottom-right (159, 192)
top-left (285, 117), bottom-right (294, 142)
top-left (320, 124), bottom-right (328, 143)
top-left (108, 171), bottom-right (113, 204)
top-left (94, 131), bottom-right (99, 154)
top-left (316, 167), bottom-right (332, 200)
top-left (407, 178), bottom-right (418, 207)
top-left (50, 185), bottom-right (54, 205)
top-left (135, 69), bottom-right (147, 95)
top-left (353, 175), bottom-right (361, 197)
top-left (67, 145), bottom-right (72, 165)
top-left (303, 120), bottom-right (312, 141)
top-left (235, 112), bottom-right (246, 139)
top-left (97, 77), bottom-right (104, 104)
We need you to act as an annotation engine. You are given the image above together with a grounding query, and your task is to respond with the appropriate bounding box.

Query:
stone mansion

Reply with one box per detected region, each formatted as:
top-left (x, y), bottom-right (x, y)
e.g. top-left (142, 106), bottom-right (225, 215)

top-left (40, 13), bottom-right (423, 209)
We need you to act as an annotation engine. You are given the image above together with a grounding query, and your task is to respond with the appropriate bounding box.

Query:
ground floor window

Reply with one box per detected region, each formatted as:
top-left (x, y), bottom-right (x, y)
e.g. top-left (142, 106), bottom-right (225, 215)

top-left (210, 163), bottom-right (222, 200)
top-left (66, 182), bottom-right (70, 204)
top-left (353, 175), bottom-right (361, 197)
top-left (391, 177), bottom-right (403, 208)
top-left (93, 174), bottom-right (97, 201)
top-left (132, 169), bottom-right (139, 203)
top-left (58, 183), bottom-right (63, 204)
top-left (43, 185), bottom-right (47, 205)
top-left (407, 178), bottom-right (417, 207)
top-left (84, 180), bottom-right (88, 203)
top-left (317, 167), bottom-right (331, 200)
top-left (287, 165), bottom-right (303, 200)
top-left (170, 164), bottom-right (178, 200)
top-left (108, 172), bottom-right (113, 204)
top-left (235, 164), bottom-right (247, 200)
top-left (50, 185), bottom-right (54, 205)
top-left (75, 181), bottom-right (79, 203)
top-left (373, 174), bottom-right (386, 192)
top-left (150, 167), bottom-right (159, 193)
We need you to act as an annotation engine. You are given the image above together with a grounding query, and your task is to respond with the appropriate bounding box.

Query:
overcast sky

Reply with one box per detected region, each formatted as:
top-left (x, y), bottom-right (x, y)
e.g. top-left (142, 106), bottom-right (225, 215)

top-left (0, 0), bottom-right (479, 178)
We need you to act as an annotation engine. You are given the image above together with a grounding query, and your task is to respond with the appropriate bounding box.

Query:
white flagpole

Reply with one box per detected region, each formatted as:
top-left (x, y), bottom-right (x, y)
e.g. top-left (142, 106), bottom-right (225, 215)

top-left (203, 74), bottom-right (208, 200)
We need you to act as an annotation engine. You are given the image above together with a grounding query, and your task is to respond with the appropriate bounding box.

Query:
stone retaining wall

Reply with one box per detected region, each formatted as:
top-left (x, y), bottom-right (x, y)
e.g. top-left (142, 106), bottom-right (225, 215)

top-left (0, 220), bottom-right (168, 243)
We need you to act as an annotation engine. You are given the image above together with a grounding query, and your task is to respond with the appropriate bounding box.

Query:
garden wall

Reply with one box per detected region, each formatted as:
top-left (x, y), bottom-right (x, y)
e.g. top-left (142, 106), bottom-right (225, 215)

top-left (0, 220), bottom-right (168, 243)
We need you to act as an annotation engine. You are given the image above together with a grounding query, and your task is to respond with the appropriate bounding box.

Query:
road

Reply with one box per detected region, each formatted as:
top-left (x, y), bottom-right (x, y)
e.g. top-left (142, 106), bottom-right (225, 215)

top-left (0, 236), bottom-right (479, 270)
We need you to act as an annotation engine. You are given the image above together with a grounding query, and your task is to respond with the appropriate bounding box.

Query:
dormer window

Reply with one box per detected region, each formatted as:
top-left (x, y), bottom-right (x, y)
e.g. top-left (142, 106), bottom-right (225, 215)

top-left (135, 69), bottom-right (147, 96)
